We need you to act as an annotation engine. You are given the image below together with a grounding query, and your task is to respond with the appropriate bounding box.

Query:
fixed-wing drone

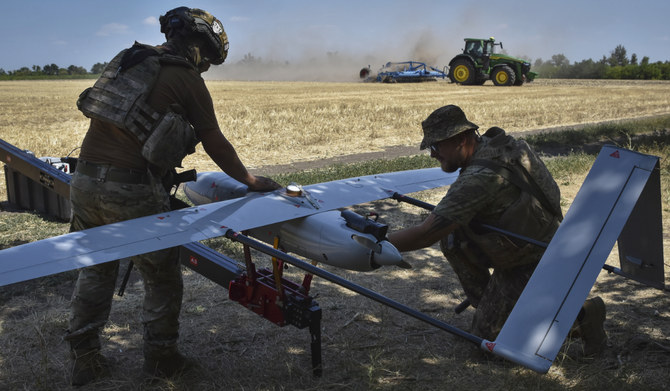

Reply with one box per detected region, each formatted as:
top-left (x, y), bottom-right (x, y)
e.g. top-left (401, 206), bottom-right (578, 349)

top-left (0, 139), bottom-right (665, 375)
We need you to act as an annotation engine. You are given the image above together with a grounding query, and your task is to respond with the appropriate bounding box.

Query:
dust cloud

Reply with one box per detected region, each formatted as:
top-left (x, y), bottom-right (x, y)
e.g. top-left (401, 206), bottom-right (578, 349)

top-left (206, 28), bottom-right (460, 82)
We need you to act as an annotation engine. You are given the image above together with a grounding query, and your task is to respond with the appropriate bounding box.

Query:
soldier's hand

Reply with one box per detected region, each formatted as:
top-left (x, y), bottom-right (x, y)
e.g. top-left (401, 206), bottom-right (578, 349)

top-left (247, 175), bottom-right (282, 192)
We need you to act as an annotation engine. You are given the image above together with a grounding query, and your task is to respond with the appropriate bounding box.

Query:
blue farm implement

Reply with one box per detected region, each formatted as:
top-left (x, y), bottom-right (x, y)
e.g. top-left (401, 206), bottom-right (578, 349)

top-left (360, 61), bottom-right (448, 83)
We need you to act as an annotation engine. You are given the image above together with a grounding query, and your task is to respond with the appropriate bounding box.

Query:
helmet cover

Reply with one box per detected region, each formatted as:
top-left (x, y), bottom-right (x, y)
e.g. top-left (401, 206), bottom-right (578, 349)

top-left (160, 7), bottom-right (229, 65)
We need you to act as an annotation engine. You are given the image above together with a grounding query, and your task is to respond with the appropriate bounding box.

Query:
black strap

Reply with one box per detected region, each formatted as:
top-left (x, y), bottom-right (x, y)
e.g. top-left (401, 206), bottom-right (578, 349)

top-left (471, 158), bottom-right (563, 219)
top-left (119, 43), bottom-right (160, 73)
top-left (76, 160), bottom-right (151, 184)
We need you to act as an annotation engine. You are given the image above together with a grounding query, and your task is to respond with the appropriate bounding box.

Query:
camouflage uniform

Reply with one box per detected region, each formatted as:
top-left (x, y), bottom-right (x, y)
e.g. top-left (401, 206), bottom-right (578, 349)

top-left (66, 42), bottom-right (221, 363)
top-left (433, 127), bottom-right (562, 340)
top-left (65, 169), bottom-right (183, 359)
top-left (63, 7), bottom-right (245, 385)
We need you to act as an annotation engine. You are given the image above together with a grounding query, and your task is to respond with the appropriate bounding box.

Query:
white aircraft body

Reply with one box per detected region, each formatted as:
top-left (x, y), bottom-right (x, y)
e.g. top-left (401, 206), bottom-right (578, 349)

top-left (183, 172), bottom-right (411, 271)
top-left (0, 167), bottom-right (458, 287)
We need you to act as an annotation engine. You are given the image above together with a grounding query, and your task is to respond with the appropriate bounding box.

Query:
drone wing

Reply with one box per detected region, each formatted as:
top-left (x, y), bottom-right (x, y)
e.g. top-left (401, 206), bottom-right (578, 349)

top-left (0, 167), bottom-right (458, 287)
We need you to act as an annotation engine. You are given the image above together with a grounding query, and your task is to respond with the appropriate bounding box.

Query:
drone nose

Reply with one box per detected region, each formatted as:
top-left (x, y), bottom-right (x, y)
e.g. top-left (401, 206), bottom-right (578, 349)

top-left (351, 236), bottom-right (407, 269)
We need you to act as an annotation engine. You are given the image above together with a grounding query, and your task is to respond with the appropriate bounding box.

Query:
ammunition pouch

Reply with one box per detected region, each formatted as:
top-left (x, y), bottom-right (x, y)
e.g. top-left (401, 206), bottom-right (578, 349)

top-left (141, 111), bottom-right (198, 169)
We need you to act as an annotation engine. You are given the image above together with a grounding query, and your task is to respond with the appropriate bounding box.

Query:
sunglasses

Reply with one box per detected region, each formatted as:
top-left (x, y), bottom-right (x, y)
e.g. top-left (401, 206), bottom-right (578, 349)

top-left (430, 141), bottom-right (442, 154)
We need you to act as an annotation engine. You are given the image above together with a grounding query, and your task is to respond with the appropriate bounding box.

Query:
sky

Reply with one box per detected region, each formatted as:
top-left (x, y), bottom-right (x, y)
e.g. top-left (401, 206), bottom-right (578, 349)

top-left (1, 0), bottom-right (668, 81)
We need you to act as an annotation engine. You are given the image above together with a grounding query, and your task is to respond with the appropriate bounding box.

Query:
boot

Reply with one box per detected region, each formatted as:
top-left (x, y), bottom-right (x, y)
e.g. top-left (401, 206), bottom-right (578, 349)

top-left (143, 350), bottom-right (191, 378)
top-left (578, 296), bottom-right (607, 356)
top-left (70, 350), bottom-right (111, 386)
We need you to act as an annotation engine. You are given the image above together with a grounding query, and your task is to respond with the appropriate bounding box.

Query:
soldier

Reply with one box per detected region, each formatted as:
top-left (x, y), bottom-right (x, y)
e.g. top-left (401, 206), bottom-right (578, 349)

top-left (388, 105), bottom-right (607, 356)
top-left (66, 7), bottom-right (281, 386)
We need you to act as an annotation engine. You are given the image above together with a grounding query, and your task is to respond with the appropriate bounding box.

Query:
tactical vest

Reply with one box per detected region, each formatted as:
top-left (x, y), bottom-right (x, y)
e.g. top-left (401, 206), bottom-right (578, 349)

top-left (77, 42), bottom-right (199, 169)
top-left (443, 127), bottom-right (562, 270)
top-left (472, 127), bottom-right (562, 223)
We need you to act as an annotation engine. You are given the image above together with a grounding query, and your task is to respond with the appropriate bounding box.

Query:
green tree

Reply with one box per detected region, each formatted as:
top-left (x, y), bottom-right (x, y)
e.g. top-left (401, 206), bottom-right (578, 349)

top-left (90, 62), bottom-right (108, 74)
top-left (604, 66), bottom-right (622, 79)
top-left (43, 63), bottom-right (59, 75)
top-left (567, 59), bottom-right (607, 79)
top-left (660, 62), bottom-right (670, 79)
top-left (550, 54), bottom-right (570, 68)
top-left (67, 65), bottom-right (88, 75)
top-left (639, 62), bottom-right (662, 79)
top-left (608, 44), bottom-right (629, 67)
top-left (14, 67), bottom-right (31, 76)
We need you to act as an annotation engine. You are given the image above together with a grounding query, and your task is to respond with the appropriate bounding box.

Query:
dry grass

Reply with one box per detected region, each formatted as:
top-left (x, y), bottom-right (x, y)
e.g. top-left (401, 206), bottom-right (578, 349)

top-left (1, 79), bottom-right (669, 179)
top-left (2, 78), bottom-right (669, 201)
top-left (0, 79), bottom-right (669, 390)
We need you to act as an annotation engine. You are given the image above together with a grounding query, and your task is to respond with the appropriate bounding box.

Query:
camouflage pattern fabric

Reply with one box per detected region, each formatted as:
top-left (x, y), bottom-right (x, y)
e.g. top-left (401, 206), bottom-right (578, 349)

top-left (440, 231), bottom-right (536, 340)
top-left (433, 128), bottom-right (561, 340)
top-left (419, 105), bottom-right (479, 150)
top-left (65, 170), bottom-right (183, 357)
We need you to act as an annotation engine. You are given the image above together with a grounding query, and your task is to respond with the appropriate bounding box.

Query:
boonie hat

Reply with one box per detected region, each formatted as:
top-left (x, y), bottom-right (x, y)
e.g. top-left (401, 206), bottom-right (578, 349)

top-left (420, 105), bottom-right (479, 150)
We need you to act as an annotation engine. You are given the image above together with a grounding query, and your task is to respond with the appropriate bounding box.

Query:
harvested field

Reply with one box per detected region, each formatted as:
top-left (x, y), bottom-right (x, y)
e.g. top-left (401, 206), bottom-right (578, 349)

top-left (1, 78), bottom-right (669, 178)
top-left (0, 79), bottom-right (668, 390)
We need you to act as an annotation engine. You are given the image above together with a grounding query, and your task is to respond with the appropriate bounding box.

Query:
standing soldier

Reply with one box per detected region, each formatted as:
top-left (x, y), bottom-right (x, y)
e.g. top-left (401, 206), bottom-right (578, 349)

top-left (67, 7), bottom-right (281, 386)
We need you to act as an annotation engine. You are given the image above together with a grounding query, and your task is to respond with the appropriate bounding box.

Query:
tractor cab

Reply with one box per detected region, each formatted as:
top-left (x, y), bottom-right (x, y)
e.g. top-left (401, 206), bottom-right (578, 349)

top-left (464, 40), bottom-right (484, 57)
top-left (464, 37), bottom-right (501, 58)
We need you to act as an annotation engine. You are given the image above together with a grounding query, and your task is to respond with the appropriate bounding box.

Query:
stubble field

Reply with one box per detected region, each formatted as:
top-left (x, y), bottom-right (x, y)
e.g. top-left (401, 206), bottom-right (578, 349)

top-left (1, 78), bottom-right (670, 186)
top-left (0, 79), bottom-right (669, 390)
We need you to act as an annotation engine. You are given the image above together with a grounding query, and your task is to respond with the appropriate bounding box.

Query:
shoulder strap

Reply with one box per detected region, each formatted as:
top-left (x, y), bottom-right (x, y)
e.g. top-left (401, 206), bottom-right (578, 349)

top-left (471, 158), bottom-right (563, 219)
top-left (119, 43), bottom-right (160, 72)
top-left (119, 42), bottom-right (194, 73)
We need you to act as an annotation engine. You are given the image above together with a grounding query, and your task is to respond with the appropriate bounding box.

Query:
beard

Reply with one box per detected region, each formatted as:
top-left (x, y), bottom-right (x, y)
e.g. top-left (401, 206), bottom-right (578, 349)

top-left (440, 158), bottom-right (461, 173)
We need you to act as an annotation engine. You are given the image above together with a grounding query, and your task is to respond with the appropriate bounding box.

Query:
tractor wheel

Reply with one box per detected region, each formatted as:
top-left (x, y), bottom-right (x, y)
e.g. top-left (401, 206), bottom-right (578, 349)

top-left (449, 59), bottom-right (475, 85)
top-left (491, 65), bottom-right (516, 86)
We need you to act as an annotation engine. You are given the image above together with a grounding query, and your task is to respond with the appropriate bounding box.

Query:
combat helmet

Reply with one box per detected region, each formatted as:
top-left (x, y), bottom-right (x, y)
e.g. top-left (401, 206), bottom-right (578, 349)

top-left (420, 105), bottom-right (479, 150)
top-left (160, 7), bottom-right (229, 65)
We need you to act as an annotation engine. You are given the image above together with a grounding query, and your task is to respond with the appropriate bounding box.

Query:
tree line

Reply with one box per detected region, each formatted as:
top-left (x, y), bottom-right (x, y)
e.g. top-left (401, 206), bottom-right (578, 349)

top-left (1, 45), bottom-right (669, 80)
top-left (530, 45), bottom-right (670, 80)
top-left (0, 62), bottom-right (108, 79)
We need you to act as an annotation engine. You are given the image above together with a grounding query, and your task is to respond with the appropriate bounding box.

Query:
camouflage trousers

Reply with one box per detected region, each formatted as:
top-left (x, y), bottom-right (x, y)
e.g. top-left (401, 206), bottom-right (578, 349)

top-left (64, 170), bottom-right (183, 358)
top-left (440, 230), bottom-right (537, 341)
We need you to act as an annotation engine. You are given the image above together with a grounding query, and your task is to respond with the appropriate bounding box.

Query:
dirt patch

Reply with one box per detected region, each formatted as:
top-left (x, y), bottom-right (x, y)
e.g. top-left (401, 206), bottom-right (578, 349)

top-left (249, 144), bottom-right (421, 175)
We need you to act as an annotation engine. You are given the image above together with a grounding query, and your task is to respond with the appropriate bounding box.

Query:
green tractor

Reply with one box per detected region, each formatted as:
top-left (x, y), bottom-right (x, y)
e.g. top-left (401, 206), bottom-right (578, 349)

top-left (448, 37), bottom-right (537, 86)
